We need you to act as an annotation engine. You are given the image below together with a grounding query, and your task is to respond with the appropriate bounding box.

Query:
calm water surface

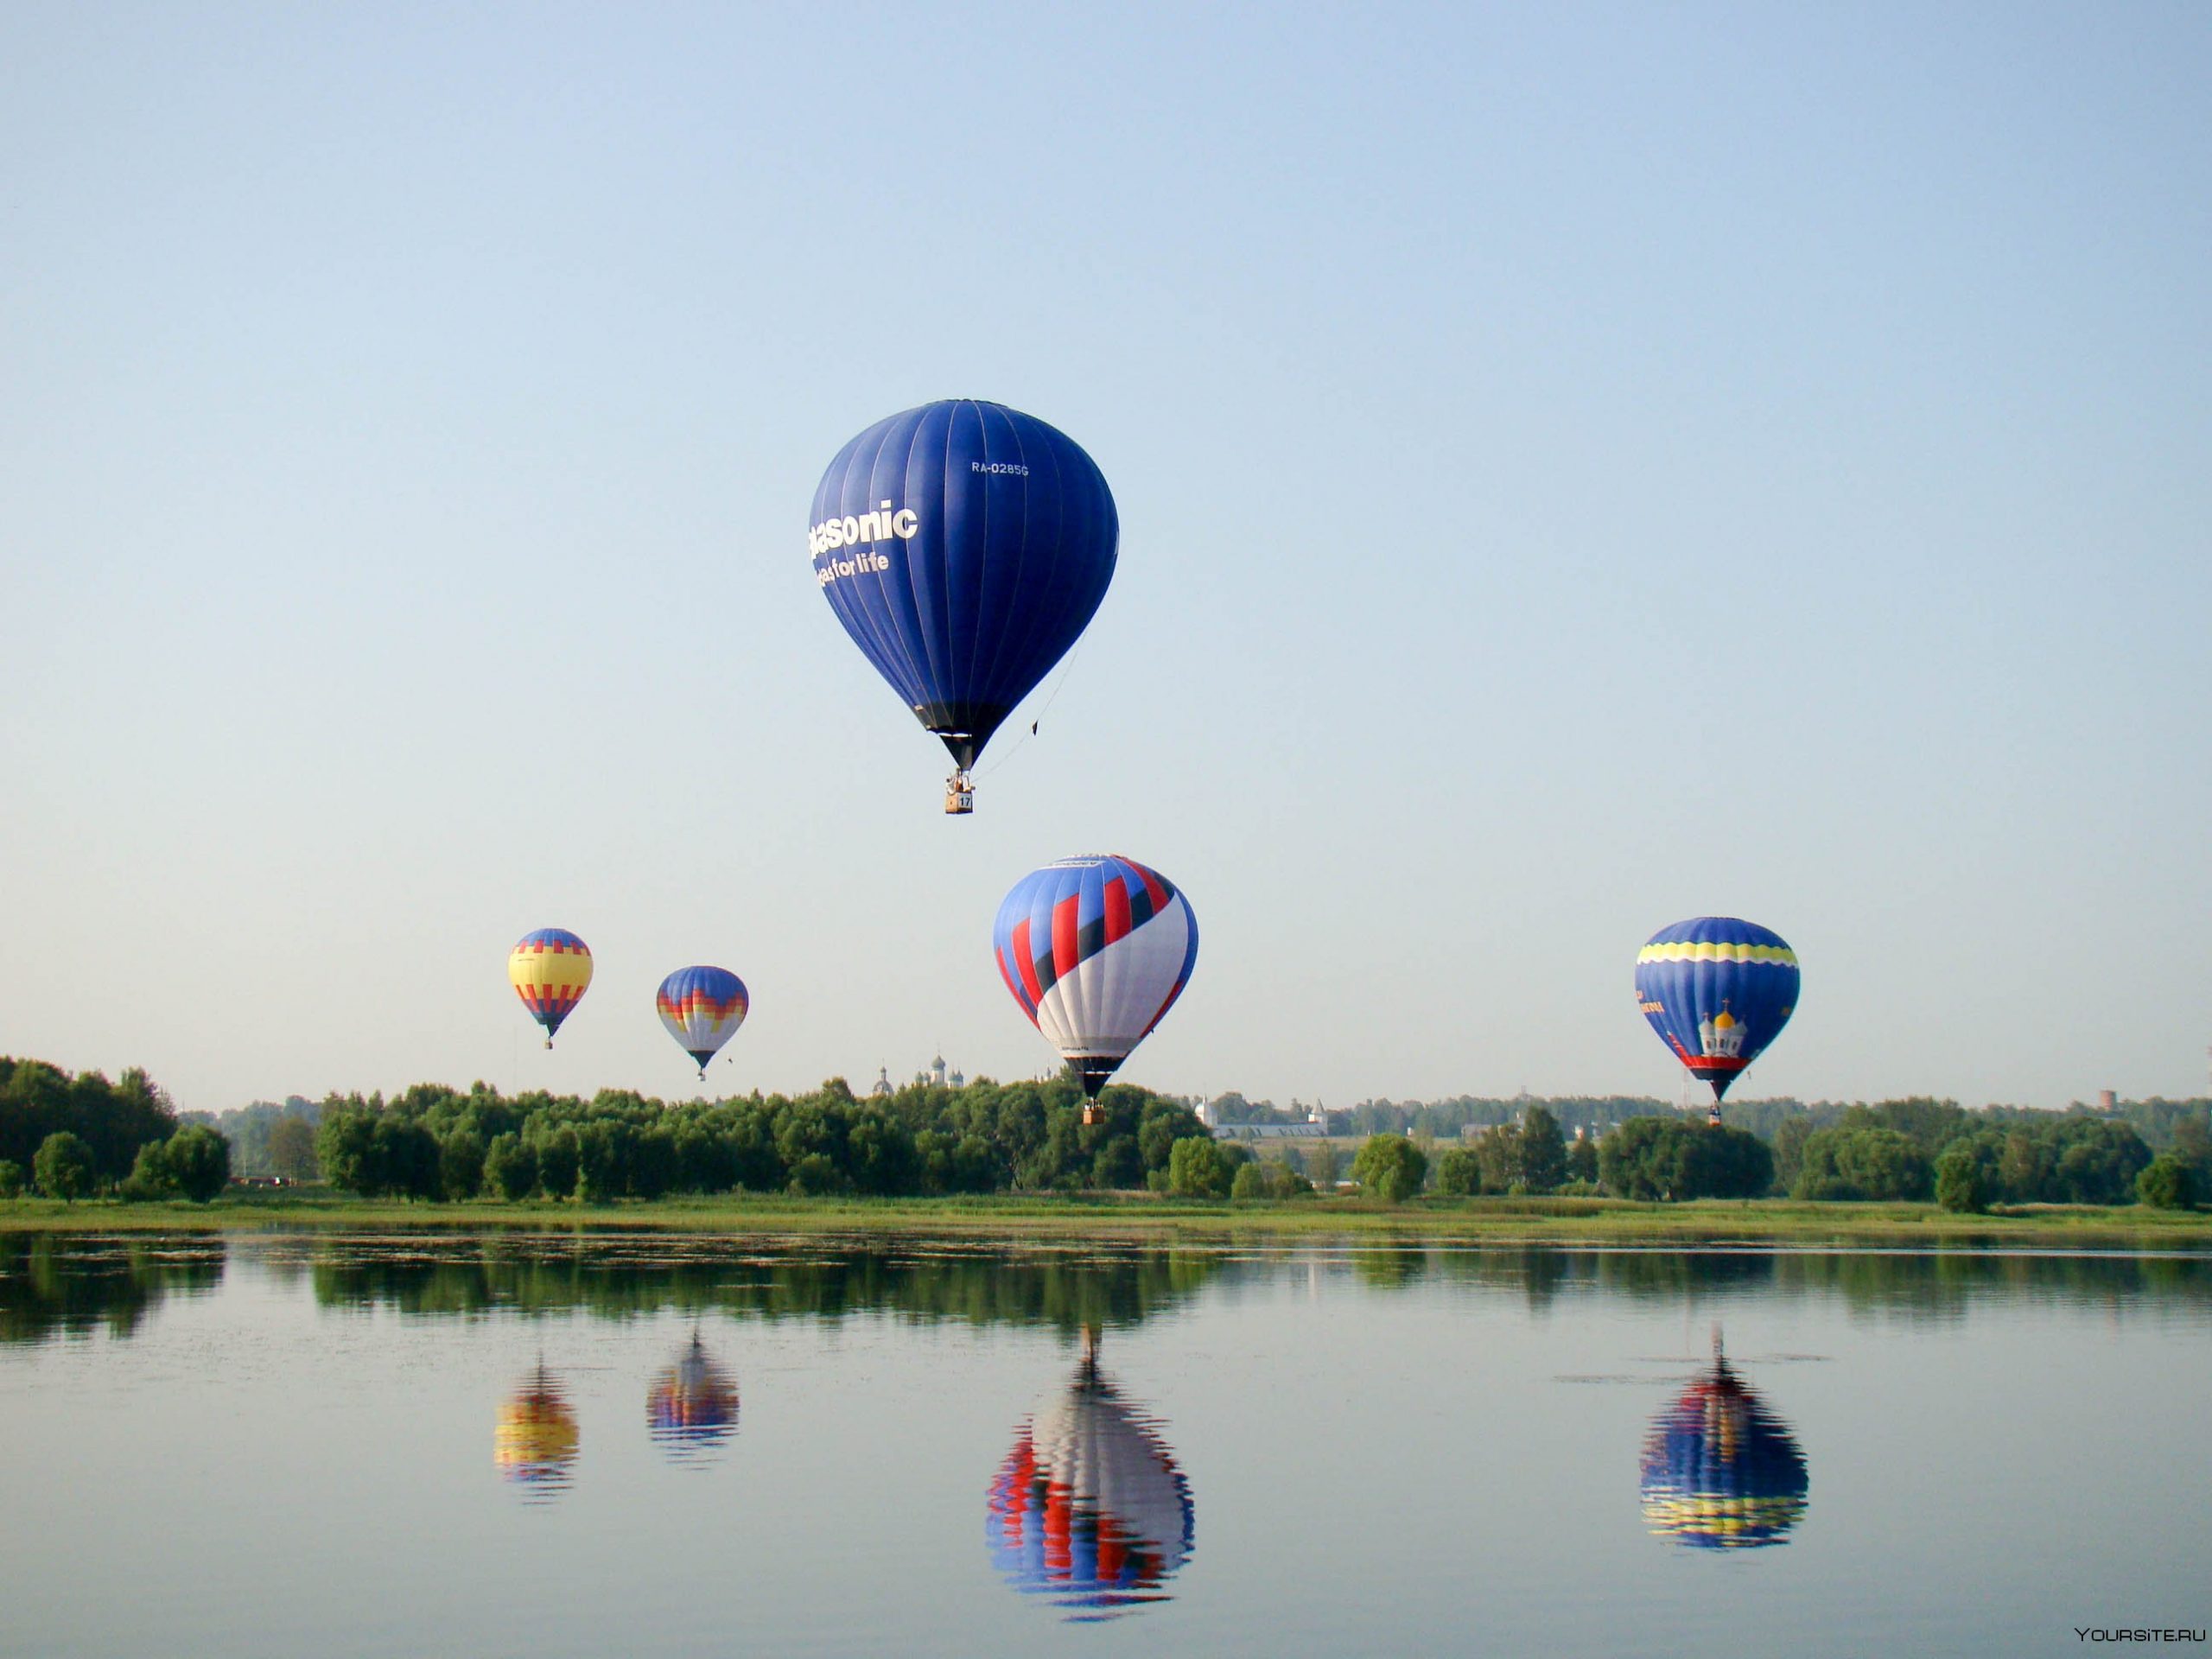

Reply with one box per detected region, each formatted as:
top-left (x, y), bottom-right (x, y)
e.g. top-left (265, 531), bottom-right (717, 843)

top-left (3, 1231), bottom-right (2208, 1657)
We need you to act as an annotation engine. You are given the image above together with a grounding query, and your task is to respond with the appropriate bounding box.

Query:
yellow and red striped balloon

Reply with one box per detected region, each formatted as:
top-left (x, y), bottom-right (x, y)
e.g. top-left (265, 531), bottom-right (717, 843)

top-left (510, 927), bottom-right (593, 1047)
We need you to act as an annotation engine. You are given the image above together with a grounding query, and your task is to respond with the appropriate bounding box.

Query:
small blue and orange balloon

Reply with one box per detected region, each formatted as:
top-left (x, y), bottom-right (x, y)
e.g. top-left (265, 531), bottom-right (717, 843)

top-left (656, 966), bottom-right (749, 1078)
top-left (1634, 917), bottom-right (1799, 1116)
top-left (510, 928), bottom-right (593, 1048)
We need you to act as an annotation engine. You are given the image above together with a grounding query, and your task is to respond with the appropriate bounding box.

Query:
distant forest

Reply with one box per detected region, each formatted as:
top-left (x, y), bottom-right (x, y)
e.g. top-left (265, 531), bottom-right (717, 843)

top-left (1211, 1088), bottom-right (2212, 1157)
top-left (3, 1054), bottom-right (2207, 1208)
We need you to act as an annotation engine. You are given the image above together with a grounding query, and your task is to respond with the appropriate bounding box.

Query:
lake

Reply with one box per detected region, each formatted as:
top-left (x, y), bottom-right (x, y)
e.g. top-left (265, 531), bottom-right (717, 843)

top-left (3, 1230), bottom-right (2207, 1657)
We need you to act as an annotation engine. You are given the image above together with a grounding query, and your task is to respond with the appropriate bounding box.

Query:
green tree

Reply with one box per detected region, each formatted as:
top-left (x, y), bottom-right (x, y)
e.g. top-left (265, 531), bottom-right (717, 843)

top-left (122, 1140), bottom-right (175, 1201)
top-left (1934, 1146), bottom-right (1990, 1213)
top-left (1566, 1135), bottom-right (1599, 1185)
top-left (34, 1131), bottom-right (95, 1202)
top-left (534, 1125), bottom-right (581, 1200)
top-left (1471, 1125), bottom-right (1518, 1193)
top-left (1166, 1135), bottom-right (1231, 1198)
top-left (1351, 1135), bottom-right (1427, 1203)
top-left (163, 1126), bottom-right (232, 1203)
top-left (1675, 1124), bottom-right (1773, 1199)
top-left (315, 1107), bottom-right (379, 1195)
top-left (483, 1133), bottom-right (537, 1201)
top-left (268, 1115), bottom-right (319, 1183)
top-left (1301, 1141), bottom-right (1341, 1189)
top-left (2137, 1154), bottom-right (2197, 1211)
top-left (372, 1118), bottom-right (440, 1199)
top-left (1433, 1146), bottom-right (1482, 1197)
top-left (0, 1160), bottom-right (22, 1198)
top-left (1519, 1106), bottom-right (1567, 1194)
top-left (1090, 1134), bottom-right (1145, 1190)
top-left (1794, 1128), bottom-right (1931, 1201)
top-left (1230, 1159), bottom-right (1312, 1201)
top-left (439, 1130), bottom-right (486, 1201)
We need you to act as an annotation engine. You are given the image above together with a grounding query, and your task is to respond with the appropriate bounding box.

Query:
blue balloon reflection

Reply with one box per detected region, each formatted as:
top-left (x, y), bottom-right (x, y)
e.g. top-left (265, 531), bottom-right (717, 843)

top-left (1639, 1340), bottom-right (1809, 1548)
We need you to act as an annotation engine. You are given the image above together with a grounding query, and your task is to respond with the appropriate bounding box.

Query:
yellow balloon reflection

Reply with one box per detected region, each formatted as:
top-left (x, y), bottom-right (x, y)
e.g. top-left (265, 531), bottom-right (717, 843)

top-left (646, 1332), bottom-right (740, 1464)
top-left (1639, 1335), bottom-right (1809, 1549)
top-left (986, 1329), bottom-right (1194, 1620)
top-left (495, 1361), bottom-right (579, 1501)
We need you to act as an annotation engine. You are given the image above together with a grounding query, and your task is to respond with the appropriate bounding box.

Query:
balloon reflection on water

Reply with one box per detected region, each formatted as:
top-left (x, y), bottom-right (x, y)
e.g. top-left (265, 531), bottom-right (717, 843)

top-left (495, 1362), bottom-right (579, 1501)
top-left (987, 1330), bottom-right (1194, 1620)
top-left (647, 1332), bottom-right (740, 1463)
top-left (1639, 1338), bottom-right (1809, 1549)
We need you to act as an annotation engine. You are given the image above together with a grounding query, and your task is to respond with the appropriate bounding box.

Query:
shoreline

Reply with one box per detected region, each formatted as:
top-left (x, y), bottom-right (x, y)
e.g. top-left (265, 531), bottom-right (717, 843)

top-left (3, 1193), bottom-right (2209, 1249)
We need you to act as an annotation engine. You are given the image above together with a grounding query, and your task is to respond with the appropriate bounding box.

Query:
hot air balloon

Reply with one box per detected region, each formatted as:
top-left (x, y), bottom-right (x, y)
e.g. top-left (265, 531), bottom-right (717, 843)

top-left (655, 966), bottom-right (749, 1079)
top-left (1634, 918), bottom-right (1799, 1124)
top-left (994, 855), bottom-right (1197, 1124)
top-left (986, 1330), bottom-right (1193, 1620)
top-left (495, 1362), bottom-right (579, 1500)
top-left (646, 1332), bottom-right (739, 1463)
top-left (510, 928), bottom-right (593, 1049)
top-left (1639, 1338), bottom-right (1809, 1549)
top-left (809, 399), bottom-right (1118, 814)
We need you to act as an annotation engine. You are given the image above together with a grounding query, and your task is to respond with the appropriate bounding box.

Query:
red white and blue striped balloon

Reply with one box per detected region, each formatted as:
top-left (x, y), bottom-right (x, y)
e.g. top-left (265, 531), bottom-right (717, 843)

top-left (656, 965), bottom-right (749, 1077)
top-left (993, 855), bottom-right (1197, 1096)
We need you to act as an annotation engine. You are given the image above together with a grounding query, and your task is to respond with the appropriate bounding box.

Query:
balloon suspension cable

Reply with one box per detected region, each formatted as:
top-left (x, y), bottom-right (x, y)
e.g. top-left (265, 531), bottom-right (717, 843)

top-left (976, 641), bottom-right (1087, 780)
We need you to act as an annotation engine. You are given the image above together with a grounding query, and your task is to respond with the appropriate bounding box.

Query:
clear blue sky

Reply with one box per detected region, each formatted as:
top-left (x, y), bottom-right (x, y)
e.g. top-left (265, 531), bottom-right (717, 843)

top-left (4, 2), bottom-right (2208, 1115)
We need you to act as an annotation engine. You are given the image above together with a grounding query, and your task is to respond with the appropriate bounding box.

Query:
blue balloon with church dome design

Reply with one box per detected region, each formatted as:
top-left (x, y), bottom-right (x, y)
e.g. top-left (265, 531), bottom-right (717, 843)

top-left (1633, 918), bottom-right (1800, 1107)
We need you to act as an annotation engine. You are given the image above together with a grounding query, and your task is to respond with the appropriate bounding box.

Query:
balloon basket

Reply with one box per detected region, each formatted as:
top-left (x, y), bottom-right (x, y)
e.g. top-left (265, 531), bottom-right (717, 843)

top-left (1081, 1103), bottom-right (1104, 1128)
top-left (944, 771), bottom-right (975, 815)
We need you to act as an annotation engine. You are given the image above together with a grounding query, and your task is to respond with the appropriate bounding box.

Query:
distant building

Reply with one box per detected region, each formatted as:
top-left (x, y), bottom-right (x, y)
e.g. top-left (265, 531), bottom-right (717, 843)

top-left (871, 1067), bottom-right (893, 1098)
top-left (901, 1054), bottom-right (967, 1090)
top-left (2097, 1089), bottom-right (2119, 1114)
top-left (1212, 1122), bottom-right (1327, 1142)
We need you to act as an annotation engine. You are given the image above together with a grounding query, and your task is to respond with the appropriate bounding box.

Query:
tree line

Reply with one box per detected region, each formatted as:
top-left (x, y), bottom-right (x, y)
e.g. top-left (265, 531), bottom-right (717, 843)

top-left (0, 1058), bottom-right (231, 1202)
top-left (308, 1073), bottom-right (1211, 1201)
top-left (1296, 1096), bottom-right (2202, 1208)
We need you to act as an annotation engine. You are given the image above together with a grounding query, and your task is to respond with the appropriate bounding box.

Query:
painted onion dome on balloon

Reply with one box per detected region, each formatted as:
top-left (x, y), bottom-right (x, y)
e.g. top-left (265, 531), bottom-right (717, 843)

top-left (808, 399), bottom-right (1117, 778)
top-left (655, 966), bottom-right (750, 1078)
top-left (993, 855), bottom-right (1198, 1098)
top-left (1638, 1348), bottom-right (1809, 1549)
top-left (509, 928), bottom-right (594, 1047)
top-left (986, 1337), bottom-right (1194, 1620)
top-left (1633, 917), bottom-right (1800, 1104)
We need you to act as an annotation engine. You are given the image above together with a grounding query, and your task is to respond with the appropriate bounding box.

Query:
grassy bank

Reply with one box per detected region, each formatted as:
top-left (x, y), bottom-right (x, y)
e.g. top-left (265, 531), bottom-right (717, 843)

top-left (3, 1191), bottom-right (2208, 1247)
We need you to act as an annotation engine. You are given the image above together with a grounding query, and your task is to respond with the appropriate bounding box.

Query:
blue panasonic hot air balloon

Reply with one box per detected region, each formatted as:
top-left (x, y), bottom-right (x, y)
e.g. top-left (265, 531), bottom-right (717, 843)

top-left (809, 400), bottom-right (1117, 814)
top-left (1634, 918), bottom-right (1799, 1123)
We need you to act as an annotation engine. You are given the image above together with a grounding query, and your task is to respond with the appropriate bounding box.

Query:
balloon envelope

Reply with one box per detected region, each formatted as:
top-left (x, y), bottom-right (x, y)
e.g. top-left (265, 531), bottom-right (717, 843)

top-left (810, 399), bottom-right (1117, 770)
top-left (1639, 1353), bottom-right (1808, 1548)
top-left (656, 966), bottom-right (749, 1076)
top-left (987, 1355), bottom-right (1193, 1618)
top-left (510, 928), bottom-right (593, 1046)
top-left (993, 855), bottom-right (1198, 1096)
top-left (1634, 917), bottom-right (1799, 1102)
